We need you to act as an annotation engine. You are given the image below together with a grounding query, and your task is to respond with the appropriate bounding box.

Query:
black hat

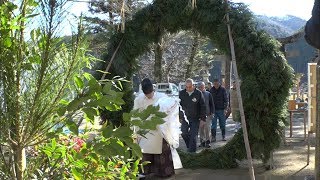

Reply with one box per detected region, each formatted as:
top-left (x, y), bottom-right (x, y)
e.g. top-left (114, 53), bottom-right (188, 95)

top-left (141, 78), bottom-right (154, 94)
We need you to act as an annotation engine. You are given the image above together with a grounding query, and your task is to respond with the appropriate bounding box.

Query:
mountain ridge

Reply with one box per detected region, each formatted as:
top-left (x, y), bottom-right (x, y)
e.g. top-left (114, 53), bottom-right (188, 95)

top-left (255, 15), bottom-right (306, 38)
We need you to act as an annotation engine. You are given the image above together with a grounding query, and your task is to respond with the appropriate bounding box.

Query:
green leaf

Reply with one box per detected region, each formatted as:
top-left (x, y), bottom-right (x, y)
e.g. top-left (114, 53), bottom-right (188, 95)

top-left (66, 120), bottom-right (78, 135)
top-left (51, 139), bottom-right (57, 150)
top-left (122, 113), bottom-right (131, 123)
top-left (104, 143), bottom-right (121, 157)
top-left (74, 76), bottom-right (84, 89)
top-left (71, 167), bottom-right (83, 180)
top-left (117, 80), bottom-right (123, 90)
top-left (95, 147), bottom-right (109, 156)
top-left (101, 125), bottom-right (113, 138)
top-left (57, 106), bottom-right (66, 116)
top-left (142, 117), bottom-right (164, 130)
top-left (88, 152), bottom-right (99, 161)
top-left (3, 37), bottom-right (12, 47)
top-left (59, 99), bottom-right (69, 105)
top-left (88, 78), bottom-right (102, 94)
top-left (122, 137), bottom-right (142, 157)
top-left (96, 70), bottom-right (110, 75)
top-left (42, 149), bottom-right (52, 157)
top-left (105, 103), bottom-right (121, 111)
top-left (130, 119), bottom-right (142, 127)
top-left (82, 107), bottom-right (96, 121)
top-left (102, 82), bottom-right (113, 94)
top-left (83, 72), bottom-right (94, 81)
top-left (113, 127), bottom-right (132, 138)
top-left (67, 96), bottom-right (90, 111)
top-left (30, 54), bottom-right (41, 64)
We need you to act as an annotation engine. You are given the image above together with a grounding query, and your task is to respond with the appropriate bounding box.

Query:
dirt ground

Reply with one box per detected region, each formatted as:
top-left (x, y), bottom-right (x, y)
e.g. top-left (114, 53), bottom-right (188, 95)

top-left (170, 115), bottom-right (316, 180)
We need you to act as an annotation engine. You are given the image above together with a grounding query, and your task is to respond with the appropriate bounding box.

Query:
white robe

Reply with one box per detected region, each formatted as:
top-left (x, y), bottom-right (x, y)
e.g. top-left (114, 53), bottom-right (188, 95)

top-left (133, 93), bottom-right (183, 169)
top-left (155, 97), bottom-right (183, 169)
top-left (133, 92), bottom-right (166, 154)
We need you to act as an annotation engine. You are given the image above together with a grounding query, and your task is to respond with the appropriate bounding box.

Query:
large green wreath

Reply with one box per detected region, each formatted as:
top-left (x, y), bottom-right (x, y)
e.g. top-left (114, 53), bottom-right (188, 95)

top-left (98, 0), bottom-right (294, 168)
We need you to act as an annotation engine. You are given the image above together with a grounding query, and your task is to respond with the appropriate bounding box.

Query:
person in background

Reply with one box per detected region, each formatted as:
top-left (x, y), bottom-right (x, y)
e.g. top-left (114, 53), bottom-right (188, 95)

top-left (197, 82), bottom-right (215, 148)
top-left (179, 78), bottom-right (206, 152)
top-left (206, 82), bottom-right (213, 91)
top-left (209, 79), bottom-right (229, 142)
top-left (133, 78), bottom-right (175, 178)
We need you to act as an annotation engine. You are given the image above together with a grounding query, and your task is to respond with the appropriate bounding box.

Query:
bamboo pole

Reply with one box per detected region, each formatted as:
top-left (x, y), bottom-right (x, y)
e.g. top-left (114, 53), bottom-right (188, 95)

top-left (101, 38), bottom-right (124, 81)
top-left (224, 1), bottom-right (255, 180)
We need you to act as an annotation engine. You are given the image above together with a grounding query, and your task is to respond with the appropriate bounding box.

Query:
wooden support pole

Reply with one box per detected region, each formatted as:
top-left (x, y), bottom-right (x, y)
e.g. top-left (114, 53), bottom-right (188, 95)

top-left (224, 1), bottom-right (255, 180)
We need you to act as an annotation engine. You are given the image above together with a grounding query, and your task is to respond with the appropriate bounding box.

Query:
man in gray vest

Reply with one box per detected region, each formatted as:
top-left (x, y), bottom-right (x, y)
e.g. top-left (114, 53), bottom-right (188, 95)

top-left (197, 82), bottom-right (215, 148)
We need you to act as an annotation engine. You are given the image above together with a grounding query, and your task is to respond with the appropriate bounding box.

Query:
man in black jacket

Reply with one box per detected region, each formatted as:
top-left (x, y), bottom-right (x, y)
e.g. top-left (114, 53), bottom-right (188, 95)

top-left (209, 79), bottom-right (229, 142)
top-left (179, 78), bottom-right (206, 152)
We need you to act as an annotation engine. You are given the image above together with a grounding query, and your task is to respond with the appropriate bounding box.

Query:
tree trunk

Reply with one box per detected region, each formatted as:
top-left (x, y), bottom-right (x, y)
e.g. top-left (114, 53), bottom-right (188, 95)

top-left (316, 50), bottom-right (320, 180)
top-left (154, 34), bottom-right (164, 83)
top-left (185, 31), bottom-right (199, 79)
top-left (224, 0), bottom-right (255, 179)
top-left (13, 145), bottom-right (26, 180)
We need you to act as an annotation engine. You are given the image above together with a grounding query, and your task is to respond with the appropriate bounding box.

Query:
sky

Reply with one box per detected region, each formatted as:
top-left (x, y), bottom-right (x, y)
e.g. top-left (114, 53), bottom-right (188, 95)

top-left (64, 0), bottom-right (315, 35)
top-left (69, 0), bottom-right (315, 20)
top-left (232, 0), bottom-right (314, 20)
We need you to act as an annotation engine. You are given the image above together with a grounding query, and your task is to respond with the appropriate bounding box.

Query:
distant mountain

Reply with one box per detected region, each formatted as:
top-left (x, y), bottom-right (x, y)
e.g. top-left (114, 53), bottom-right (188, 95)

top-left (255, 15), bottom-right (306, 38)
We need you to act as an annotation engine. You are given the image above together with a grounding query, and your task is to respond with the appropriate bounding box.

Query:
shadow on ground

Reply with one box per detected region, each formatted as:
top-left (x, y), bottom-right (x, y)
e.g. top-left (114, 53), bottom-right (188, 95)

top-left (173, 116), bottom-right (315, 180)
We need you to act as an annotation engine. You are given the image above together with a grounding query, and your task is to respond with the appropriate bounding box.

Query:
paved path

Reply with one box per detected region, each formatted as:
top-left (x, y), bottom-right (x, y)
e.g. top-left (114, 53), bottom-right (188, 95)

top-left (171, 114), bottom-right (315, 180)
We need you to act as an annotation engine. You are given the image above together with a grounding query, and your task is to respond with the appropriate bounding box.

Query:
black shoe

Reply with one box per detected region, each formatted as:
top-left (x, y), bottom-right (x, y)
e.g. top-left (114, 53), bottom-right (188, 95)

top-left (199, 141), bottom-right (205, 147)
top-left (222, 136), bottom-right (227, 141)
top-left (211, 137), bottom-right (216, 142)
top-left (205, 140), bottom-right (211, 148)
top-left (211, 129), bottom-right (216, 142)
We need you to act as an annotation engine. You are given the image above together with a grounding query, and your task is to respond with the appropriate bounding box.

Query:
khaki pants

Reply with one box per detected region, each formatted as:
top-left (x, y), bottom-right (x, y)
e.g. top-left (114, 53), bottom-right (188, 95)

top-left (199, 115), bottom-right (212, 142)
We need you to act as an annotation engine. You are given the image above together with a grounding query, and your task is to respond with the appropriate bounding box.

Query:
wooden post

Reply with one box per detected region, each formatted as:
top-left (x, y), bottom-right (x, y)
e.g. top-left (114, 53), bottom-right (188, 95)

top-left (315, 50), bottom-right (320, 180)
top-left (224, 1), bottom-right (255, 180)
top-left (290, 111), bottom-right (293, 137)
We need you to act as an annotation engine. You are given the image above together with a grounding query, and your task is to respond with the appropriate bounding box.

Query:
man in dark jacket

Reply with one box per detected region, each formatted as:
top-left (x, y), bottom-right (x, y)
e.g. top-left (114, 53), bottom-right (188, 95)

top-left (209, 79), bottom-right (229, 142)
top-left (179, 78), bottom-right (206, 152)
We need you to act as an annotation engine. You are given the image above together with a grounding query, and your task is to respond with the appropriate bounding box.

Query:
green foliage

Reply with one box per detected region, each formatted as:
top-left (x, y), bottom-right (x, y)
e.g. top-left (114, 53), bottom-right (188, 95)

top-left (100, 0), bottom-right (294, 169)
top-left (28, 134), bottom-right (141, 179)
top-left (27, 91), bottom-right (166, 179)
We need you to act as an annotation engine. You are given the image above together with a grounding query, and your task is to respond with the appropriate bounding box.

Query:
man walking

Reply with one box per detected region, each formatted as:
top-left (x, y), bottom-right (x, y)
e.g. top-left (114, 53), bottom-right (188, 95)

top-left (133, 78), bottom-right (175, 178)
top-left (198, 82), bottom-right (215, 148)
top-left (179, 79), bottom-right (206, 152)
top-left (210, 79), bottom-right (229, 142)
